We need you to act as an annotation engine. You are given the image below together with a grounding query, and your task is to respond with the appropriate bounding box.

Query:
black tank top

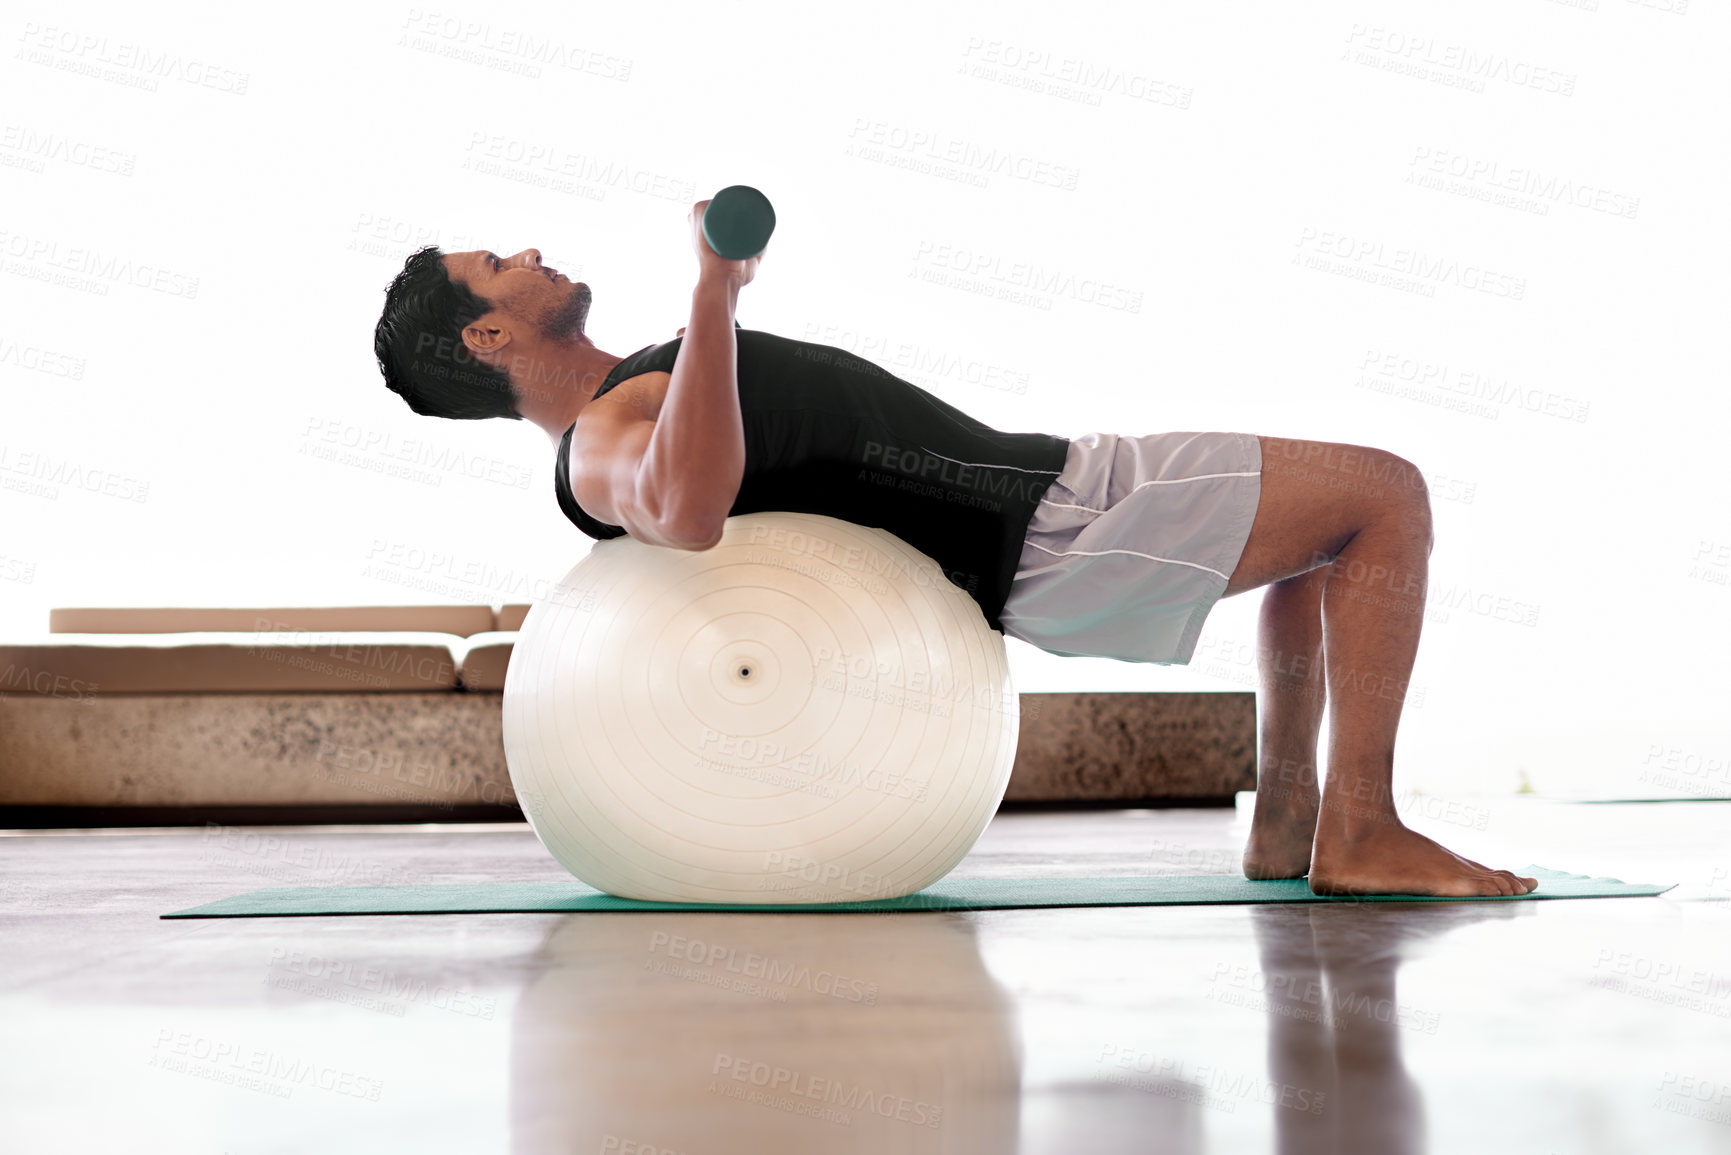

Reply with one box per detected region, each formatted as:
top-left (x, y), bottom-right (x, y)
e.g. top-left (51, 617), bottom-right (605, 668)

top-left (553, 327), bottom-right (1070, 632)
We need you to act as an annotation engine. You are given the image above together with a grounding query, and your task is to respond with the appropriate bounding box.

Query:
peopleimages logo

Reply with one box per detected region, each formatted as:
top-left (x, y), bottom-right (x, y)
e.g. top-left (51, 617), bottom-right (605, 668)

top-left (709, 1052), bottom-right (942, 1129)
top-left (695, 729), bottom-right (929, 802)
top-left (148, 1029), bottom-right (383, 1101)
top-left (745, 521), bottom-right (979, 598)
top-left (0, 441), bottom-right (149, 502)
top-left (861, 440), bottom-right (1048, 504)
top-left (647, 931), bottom-right (880, 1005)
top-left (761, 850), bottom-right (904, 901)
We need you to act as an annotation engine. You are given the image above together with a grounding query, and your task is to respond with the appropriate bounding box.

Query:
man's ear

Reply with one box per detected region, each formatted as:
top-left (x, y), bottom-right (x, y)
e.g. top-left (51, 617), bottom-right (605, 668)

top-left (461, 319), bottom-right (510, 358)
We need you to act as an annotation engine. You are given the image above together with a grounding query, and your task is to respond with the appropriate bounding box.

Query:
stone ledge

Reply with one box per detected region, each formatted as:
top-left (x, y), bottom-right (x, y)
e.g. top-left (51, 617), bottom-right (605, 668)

top-left (1006, 691), bottom-right (1255, 802)
top-left (0, 690), bottom-right (1254, 811)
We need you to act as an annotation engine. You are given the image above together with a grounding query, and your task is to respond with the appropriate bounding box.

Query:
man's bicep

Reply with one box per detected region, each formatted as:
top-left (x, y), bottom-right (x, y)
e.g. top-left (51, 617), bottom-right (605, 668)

top-left (570, 413), bottom-right (693, 549)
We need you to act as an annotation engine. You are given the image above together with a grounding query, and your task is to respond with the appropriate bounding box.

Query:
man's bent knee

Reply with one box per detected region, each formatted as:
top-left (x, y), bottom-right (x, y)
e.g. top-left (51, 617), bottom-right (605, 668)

top-left (1225, 438), bottom-right (1431, 598)
top-left (1376, 451), bottom-right (1433, 554)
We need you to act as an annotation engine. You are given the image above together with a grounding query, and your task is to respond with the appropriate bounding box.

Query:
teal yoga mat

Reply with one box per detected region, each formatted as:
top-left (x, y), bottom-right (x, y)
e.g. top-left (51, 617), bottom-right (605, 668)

top-left (162, 866), bottom-right (1671, 919)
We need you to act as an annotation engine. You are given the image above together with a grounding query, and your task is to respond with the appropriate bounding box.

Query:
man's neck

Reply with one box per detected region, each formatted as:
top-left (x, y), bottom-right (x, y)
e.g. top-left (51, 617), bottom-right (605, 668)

top-left (520, 340), bottom-right (626, 445)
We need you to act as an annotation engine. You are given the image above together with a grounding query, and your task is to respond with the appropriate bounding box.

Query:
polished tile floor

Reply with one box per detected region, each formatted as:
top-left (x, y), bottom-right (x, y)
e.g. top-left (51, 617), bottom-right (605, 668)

top-left (2, 799), bottom-right (1728, 1154)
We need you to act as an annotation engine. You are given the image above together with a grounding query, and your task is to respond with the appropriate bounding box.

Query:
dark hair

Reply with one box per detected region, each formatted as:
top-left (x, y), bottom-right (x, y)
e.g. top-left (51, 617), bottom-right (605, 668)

top-left (373, 245), bottom-right (522, 420)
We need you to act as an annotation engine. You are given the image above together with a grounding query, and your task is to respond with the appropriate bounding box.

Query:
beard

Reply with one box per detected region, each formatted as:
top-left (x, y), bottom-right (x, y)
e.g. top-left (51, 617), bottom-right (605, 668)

top-left (539, 280), bottom-right (593, 341)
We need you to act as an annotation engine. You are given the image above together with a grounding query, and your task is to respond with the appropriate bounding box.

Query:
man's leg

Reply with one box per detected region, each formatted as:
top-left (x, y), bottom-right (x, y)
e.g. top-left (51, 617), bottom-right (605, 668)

top-left (1221, 435), bottom-right (1536, 897)
top-left (1242, 565), bottom-right (1327, 880)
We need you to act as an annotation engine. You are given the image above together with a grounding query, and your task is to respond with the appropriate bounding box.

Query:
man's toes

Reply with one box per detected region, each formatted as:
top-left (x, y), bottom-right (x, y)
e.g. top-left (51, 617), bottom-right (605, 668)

top-left (1471, 869), bottom-right (1509, 897)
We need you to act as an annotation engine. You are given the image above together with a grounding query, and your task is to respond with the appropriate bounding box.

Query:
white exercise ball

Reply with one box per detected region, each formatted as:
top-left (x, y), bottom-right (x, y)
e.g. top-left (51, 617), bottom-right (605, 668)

top-left (502, 511), bottom-right (1021, 904)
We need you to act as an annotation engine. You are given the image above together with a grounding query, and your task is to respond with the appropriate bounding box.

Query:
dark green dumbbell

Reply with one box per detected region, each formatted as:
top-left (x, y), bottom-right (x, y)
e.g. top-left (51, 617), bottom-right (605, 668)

top-left (701, 185), bottom-right (776, 261)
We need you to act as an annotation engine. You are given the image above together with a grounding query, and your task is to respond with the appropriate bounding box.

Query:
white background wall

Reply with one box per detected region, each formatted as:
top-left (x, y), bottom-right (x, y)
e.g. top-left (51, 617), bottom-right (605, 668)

top-left (2, 0), bottom-right (1724, 799)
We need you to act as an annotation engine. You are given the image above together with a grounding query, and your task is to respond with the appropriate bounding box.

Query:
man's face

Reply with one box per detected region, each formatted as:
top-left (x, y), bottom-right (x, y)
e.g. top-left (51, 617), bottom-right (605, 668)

top-left (444, 248), bottom-right (592, 342)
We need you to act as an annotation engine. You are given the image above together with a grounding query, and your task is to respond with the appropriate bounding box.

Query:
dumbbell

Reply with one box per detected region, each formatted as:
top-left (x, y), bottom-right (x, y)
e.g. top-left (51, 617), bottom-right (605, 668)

top-left (700, 185), bottom-right (776, 261)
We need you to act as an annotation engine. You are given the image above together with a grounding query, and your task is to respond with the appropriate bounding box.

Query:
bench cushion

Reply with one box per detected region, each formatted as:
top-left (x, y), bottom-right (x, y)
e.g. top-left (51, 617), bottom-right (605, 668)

top-left (495, 604), bottom-right (533, 632)
top-left (49, 605), bottom-right (496, 637)
top-left (0, 631), bottom-right (464, 694)
top-left (457, 632), bottom-right (517, 692)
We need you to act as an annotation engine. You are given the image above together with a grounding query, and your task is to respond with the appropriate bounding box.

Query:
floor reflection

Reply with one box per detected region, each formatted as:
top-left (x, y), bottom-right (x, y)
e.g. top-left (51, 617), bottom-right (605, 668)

top-left (504, 898), bottom-right (1537, 1153)
top-left (1250, 902), bottom-right (1530, 1155)
top-left (509, 911), bottom-right (1022, 1153)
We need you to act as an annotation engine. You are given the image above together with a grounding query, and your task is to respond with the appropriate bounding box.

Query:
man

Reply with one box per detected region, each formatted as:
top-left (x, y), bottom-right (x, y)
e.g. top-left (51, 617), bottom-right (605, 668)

top-left (373, 200), bottom-right (1536, 899)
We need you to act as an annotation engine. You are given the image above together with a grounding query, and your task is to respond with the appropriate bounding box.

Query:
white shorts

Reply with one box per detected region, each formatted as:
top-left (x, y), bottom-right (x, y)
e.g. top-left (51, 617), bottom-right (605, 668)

top-left (999, 431), bottom-right (1263, 665)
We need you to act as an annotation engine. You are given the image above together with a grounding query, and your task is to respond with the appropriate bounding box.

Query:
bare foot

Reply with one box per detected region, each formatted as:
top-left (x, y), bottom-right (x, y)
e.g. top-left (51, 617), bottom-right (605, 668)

top-left (1243, 786), bottom-right (1319, 880)
top-left (1310, 820), bottom-right (1539, 897)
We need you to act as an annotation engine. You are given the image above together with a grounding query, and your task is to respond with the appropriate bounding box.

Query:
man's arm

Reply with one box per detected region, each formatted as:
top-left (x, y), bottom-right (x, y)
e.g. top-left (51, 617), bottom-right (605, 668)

top-left (637, 274), bottom-right (746, 549)
top-left (570, 200), bottom-right (758, 551)
top-left (632, 199), bottom-right (760, 549)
